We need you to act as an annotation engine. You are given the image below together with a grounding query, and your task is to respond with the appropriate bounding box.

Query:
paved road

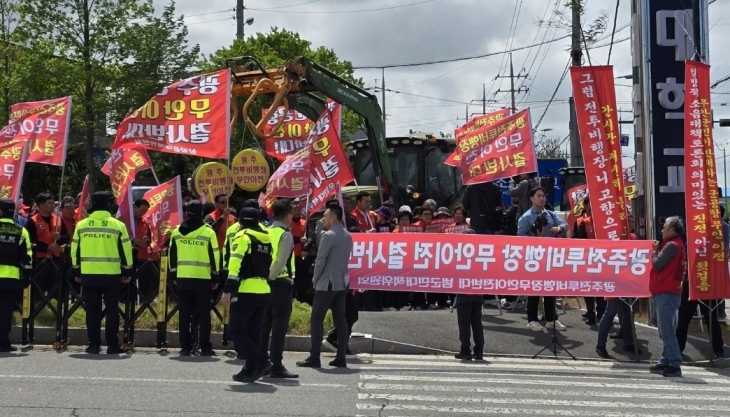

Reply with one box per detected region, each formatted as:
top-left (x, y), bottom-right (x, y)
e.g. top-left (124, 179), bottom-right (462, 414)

top-left (353, 305), bottom-right (719, 362)
top-left (2, 348), bottom-right (729, 416)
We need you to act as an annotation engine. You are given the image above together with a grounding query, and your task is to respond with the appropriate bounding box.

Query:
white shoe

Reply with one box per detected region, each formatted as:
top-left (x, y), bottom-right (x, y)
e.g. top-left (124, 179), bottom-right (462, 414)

top-left (346, 352), bottom-right (357, 359)
top-left (322, 339), bottom-right (337, 352)
top-left (527, 321), bottom-right (545, 332)
top-left (546, 320), bottom-right (567, 331)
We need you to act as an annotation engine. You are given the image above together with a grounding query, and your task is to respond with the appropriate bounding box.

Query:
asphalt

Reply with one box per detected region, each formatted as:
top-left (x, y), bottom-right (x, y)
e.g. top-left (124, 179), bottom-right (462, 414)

top-left (0, 348), bottom-right (360, 417)
top-left (351, 302), bottom-right (723, 363)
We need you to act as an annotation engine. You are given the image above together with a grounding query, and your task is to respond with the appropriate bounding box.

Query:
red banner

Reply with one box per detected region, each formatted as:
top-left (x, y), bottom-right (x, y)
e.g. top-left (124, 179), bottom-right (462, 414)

top-left (684, 60), bottom-right (730, 300)
top-left (571, 66), bottom-right (629, 240)
top-left (101, 148), bottom-right (153, 204)
top-left (143, 176), bottom-right (183, 252)
top-left (265, 147), bottom-right (311, 199)
top-left (348, 233), bottom-right (653, 296)
top-left (305, 106), bottom-right (353, 217)
top-left (0, 96), bottom-right (71, 166)
top-left (112, 69), bottom-right (231, 159)
top-left (458, 109), bottom-right (538, 185)
top-left (75, 175), bottom-right (90, 222)
top-left (115, 184), bottom-right (135, 240)
top-left (263, 108), bottom-right (312, 161)
top-left (445, 108), bottom-right (512, 168)
top-left (0, 141), bottom-right (29, 202)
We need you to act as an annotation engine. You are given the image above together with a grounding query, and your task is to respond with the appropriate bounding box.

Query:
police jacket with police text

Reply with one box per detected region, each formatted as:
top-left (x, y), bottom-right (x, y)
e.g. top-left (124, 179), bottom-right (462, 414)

top-left (168, 218), bottom-right (220, 291)
top-left (71, 210), bottom-right (133, 287)
top-left (0, 218), bottom-right (33, 291)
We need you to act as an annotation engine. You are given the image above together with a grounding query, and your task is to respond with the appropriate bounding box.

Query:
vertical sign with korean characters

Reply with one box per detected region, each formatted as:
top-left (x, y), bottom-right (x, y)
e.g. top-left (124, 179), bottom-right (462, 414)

top-left (643, 0), bottom-right (705, 238)
top-left (112, 69), bottom-right (231, 159)
top-left (101, 148), bottom-right (153, 204)
top-left (0, 141), bottom-right (29, 201)
top-left (143, 176), bottom-right (183, 252)
top-left (683, 60), bottom-right (730, 300)
top-left (458, 109), bottom-right (538, 186)
top-left (0, 96), bottom-right (72, 166)
top-left (571, 66), bottom-right (629, 240)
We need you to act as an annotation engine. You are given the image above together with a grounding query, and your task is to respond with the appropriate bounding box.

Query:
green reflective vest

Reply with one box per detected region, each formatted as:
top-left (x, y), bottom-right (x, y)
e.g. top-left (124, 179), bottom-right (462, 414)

top-left (71, 211), bottom-right (133, 276)
top-left (268, 225), bottom-right (295, 279)
top-left (228, 228), bottom-right (272, 294)
top-left (169, 224), bottom-right (220, 280)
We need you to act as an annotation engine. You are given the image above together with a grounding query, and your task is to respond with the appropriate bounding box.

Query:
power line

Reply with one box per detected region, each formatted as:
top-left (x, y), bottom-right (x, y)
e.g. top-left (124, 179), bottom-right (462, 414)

top-left (251, 0), bottom-right (323, 10)
top-left (188, 17), bottom-right (233, 26)
top-left (354, 34), bottom-right (571, 69)
top-left (607, 0), bottom-right (620, 64)
top-left (248, 0), bottom-right (436, 14)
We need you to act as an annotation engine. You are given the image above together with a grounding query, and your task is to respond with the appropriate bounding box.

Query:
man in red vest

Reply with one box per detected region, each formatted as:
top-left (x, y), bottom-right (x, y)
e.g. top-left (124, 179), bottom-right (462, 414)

top-left (290, 198), bottom-right (310, 303)
top-left (131, 199), bottom-right (159, 303)
top-left (572, 197), bottom-right (605, 325)
top-left (351, 191), bottom-right (377, 233)
top-left (649, 216), bottom-right (686, 377)
top-left (25, 192), bottom-right (61, 298)
top-left (204, 193), bottom-right (236, 261)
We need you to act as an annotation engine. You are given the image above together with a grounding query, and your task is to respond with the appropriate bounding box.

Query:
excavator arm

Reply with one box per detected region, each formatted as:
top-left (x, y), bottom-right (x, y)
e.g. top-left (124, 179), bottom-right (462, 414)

top-left (226, 56), bottom-right (392, 200)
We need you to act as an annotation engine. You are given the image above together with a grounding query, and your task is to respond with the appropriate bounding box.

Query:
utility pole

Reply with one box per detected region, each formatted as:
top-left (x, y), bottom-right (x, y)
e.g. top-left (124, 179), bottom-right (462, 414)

top-left (568, 0), bottom-right (584, 167)
top-left (494, 53), bottom-right (528, 113)
top-left (471, 85), bottom-right (496, 116)
top-left (236, 0), bottom-right (244, 40)
top-left (381, 68), bottom-right (386, 135)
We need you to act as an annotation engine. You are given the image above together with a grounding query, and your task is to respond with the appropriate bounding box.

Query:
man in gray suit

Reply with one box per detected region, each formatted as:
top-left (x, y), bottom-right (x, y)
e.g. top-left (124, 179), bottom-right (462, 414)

top-left (296, 204), bottom-right (354, 368)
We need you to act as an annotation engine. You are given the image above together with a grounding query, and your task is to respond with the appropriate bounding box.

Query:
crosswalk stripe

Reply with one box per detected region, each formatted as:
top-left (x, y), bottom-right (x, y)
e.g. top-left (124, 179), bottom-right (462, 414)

top-left (359, 374), bottom-right (722, 392)
top-left (357, 382), bottom-right (730, 402)
top-left (355, 403), bottom-right (687, 416)
top-left (357, 393), bottom-right (727, 412)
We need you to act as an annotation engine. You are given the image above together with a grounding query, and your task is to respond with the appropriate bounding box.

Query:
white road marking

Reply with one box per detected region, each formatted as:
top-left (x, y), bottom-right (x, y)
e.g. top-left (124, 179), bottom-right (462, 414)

top-left (0, 374), bottom-right (345, 387)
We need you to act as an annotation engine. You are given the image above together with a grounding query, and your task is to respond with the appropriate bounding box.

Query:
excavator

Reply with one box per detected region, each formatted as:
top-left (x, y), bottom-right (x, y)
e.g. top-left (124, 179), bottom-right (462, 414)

top-left (227, 55), bottom-right (392, 203)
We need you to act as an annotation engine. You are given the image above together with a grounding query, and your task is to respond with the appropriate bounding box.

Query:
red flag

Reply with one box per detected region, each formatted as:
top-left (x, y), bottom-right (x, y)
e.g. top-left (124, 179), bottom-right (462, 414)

top-left (101, 148), bottom-right (153, 204)
top-left (0, 141), bottom-right (29, 202)
top-left (0, 96), bottom-right (72, 166)
top-left (263, 101), bottom-right (341, 162)
top-left (683, 60), bottom-right (730, 300)
top-left (75, 175), bottom-right (90, 222)
top-left (570, 65), bottom-right (629, 240)
top-left (143, 176), bottom-right (183, 252)
top-left (112, 69), bottom-right (231, 160)
top-left (115, 183), bottom-right (136, 239)
top-left (458, 109), bottom-right (538, 185)
top-left (455, 108), bottom-right (511, 140)
top-left (265, 147), bottom-right (312, 200)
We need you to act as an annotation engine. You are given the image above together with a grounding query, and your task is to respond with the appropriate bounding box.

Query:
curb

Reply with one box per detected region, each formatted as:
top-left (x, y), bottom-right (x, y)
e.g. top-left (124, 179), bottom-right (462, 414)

top-left (9, 326), bottom-right (450, 356)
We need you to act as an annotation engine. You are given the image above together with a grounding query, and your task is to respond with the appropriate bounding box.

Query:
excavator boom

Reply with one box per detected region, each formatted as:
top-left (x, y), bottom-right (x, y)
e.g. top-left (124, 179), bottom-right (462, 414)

top-left (225, 56), bottom-right (393, 199)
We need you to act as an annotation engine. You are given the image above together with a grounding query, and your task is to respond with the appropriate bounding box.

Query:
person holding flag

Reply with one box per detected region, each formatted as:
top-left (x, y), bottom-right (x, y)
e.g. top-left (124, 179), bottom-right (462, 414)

top-left (25, 192), bottom-right (62, 299)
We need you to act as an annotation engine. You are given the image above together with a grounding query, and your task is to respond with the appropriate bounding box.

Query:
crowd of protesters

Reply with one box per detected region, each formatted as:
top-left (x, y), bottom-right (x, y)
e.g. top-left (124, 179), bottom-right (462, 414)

top-left (6, 169), bottom-right (727, 379)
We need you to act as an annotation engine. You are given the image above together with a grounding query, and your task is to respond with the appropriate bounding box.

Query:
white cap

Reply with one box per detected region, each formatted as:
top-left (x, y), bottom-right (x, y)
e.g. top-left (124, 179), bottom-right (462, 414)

top-left (398, 205), bottom-right (412, 214)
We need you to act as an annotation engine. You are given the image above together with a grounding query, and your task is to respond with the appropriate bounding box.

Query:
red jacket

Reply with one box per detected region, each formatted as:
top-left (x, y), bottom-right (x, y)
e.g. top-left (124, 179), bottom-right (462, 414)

top-left (575, 215), bottom-right (596, 239)
top-left (290, 218), bottom-right (306, 256)
top-left (649, 236), bottom-right (685, 295)
top-left (351, 209), bottom-right (376, 232)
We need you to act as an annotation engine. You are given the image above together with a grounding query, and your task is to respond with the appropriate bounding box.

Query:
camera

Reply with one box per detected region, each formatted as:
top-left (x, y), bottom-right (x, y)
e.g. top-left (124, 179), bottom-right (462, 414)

top-left (531, 212), bottom-right (549, 236)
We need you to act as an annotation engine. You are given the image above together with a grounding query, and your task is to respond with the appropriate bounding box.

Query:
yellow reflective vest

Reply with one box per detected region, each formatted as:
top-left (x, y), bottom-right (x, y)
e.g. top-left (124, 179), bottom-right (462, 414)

top-left (268, 225), bottom-right (295, 279)
top-left (169, 223), bottom-right (220, 280)
top-left (227, 228), bottom-right (272, 294)
top-left (71, 211), bottom-right (133, 276)
top-left (0, 218), bottom-right (32, 281)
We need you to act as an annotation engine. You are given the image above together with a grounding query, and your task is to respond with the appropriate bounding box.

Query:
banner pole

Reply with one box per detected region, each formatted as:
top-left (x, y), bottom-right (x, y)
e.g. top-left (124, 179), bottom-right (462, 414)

top-left (54, 163), bottom-right (67, 238)
top-left (150, 166), bottom-right (161, 185)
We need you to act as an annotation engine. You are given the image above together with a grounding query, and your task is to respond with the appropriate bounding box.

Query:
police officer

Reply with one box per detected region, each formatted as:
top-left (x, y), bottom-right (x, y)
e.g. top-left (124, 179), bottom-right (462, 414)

top-left (222, 199), bottom-right (263, 273)
top-left (71, 192), bottom-right (133, 354)
top-left (261, 198), bottom-right (298, 378)
top-left (0, 199), bottom-right (33, 352)
top-left (168, 200), bottom-right (220, 356)
top-left (221, 207), bottom-right (273, 383)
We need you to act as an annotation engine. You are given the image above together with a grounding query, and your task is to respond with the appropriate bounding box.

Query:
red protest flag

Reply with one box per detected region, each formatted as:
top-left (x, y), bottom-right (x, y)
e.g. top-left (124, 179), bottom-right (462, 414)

top-left (0, 96), bottom-right (72, 166)
top-left (454, 108), bottom-right (511, 141)
top-left (101, 148), bottom-right (153, 204)
top-left (0, 141), bottom-right (29, 202)
top-left (75, 175), bottom-right (90, 222)
top-left (265, 147), bottom-right (312, 200)
top-left (570, 65), bottom-right (630, 241)
top-left (683, 60), bottom-right (730, 301)
top-left (263, 107), bottom-right (314, 161)
top-left (112, 69), bottom-right (231, 160)
top-left (348, 233), bottom-right (653, 297)
top-left (115, 183), bottom-right (136, 240)
top-left (458, 109), bottom-right (538, 185)
top-left (143, 176), bottom-right (183, 252)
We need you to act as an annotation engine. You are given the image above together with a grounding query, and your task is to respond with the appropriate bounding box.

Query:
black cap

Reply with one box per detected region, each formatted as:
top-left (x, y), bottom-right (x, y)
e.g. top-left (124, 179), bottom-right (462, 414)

top-left (239, 207), bottom-right (259, 224)
top-left (242, 199), bottom-right (259, 210)
top-left (0, 199), bottom-right (15, 218)
top-left (185, 200), bottom-right (205, 218)
top-left (90, 191), bottom-right (112, 211)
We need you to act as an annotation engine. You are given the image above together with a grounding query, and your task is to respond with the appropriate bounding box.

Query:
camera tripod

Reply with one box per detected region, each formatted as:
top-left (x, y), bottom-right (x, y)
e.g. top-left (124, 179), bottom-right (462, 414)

top-left (532, 297), bottom-right (577, 360)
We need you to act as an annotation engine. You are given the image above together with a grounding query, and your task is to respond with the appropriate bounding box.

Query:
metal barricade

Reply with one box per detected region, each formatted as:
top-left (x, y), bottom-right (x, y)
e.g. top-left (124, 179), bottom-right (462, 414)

top-left (22, 254), bottom-right (64, 346)
top-left (121, 258), bottom-right (161, 351)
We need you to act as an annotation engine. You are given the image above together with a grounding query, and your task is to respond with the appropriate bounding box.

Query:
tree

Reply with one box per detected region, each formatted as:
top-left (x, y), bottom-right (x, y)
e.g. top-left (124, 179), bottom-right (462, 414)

top-left (537, 0), bottom-right (608, 57)
top-left (535, 134), bottom-right (568, 159)
top-left (12, 0), bottom-right (199, 196)
top-left (201, 27), bottom-right (363, 156)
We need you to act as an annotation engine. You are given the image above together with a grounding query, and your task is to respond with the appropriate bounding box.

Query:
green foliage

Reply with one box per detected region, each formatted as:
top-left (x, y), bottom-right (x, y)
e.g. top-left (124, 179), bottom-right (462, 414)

top-left (202, 27), bottom-right (364, 154)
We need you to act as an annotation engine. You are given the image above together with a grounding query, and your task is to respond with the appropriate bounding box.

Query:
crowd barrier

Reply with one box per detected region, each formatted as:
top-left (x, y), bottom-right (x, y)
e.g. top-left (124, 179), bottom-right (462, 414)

top-left (15, 248), bottom-right (231, 352)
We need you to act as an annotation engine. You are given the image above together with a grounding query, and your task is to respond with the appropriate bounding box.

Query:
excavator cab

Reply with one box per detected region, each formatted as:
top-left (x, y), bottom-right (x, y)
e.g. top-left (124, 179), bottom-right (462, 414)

top-left (346, 132), bottom-right (464, 209)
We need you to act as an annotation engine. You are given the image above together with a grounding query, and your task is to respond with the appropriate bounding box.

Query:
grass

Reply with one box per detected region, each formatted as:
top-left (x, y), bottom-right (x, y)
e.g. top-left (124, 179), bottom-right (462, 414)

top-left (12, 300), bottom-right (333, 336)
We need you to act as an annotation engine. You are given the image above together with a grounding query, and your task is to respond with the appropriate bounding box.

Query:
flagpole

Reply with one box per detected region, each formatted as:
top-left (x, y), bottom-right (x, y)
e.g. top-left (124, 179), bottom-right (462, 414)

top-left (150, 166), bottom-right (160, 185)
